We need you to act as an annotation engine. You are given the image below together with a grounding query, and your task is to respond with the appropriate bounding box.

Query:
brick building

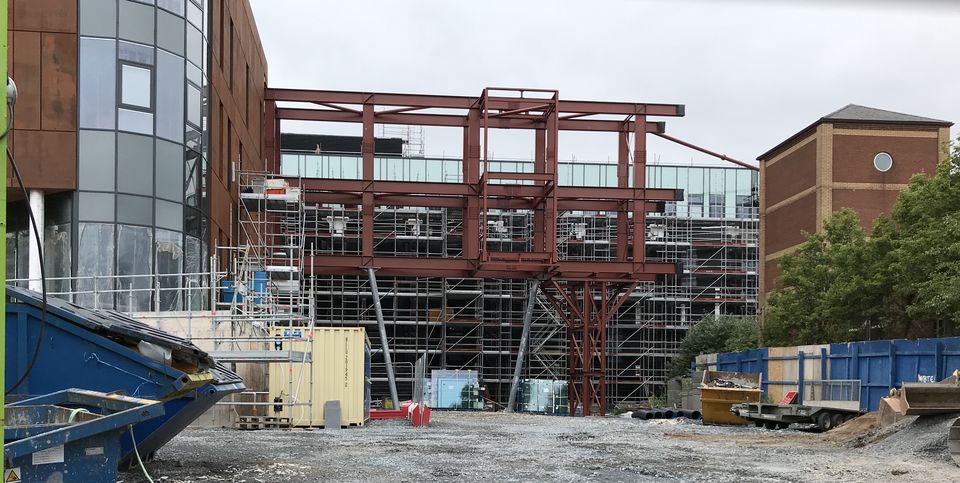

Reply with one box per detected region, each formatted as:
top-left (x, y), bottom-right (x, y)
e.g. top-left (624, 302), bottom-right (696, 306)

top-left (758, 104), bottom-right (953, 303)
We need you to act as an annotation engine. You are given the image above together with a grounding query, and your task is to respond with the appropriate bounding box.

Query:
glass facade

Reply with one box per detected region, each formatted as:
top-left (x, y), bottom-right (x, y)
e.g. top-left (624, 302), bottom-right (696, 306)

top-left (73, 0), bottom-right (211, 310)
top-left (280, 153), bottom-right (759, 220)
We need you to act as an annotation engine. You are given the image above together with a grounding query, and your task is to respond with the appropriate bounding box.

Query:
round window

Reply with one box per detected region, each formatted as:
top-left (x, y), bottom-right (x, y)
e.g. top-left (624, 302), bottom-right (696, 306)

top-left (873, 152), bottom-right (893, 172)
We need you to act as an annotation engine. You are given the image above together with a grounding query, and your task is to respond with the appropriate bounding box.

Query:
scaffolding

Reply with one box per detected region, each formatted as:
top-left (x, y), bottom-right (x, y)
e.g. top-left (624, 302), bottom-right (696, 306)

top-left (213, 164), bottom-right (757, 411)
top-left (207, 171), bottom-right (318, 419)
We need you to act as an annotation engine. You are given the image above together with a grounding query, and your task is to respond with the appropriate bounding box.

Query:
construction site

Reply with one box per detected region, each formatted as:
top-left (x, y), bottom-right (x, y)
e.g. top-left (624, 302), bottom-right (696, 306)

top-left (0, 0), bottom-right (958, 482)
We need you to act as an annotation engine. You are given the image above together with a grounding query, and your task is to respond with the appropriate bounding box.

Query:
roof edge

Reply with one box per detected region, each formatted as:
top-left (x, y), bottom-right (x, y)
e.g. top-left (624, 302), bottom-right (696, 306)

top-left (758, 117), bottom-right (953, 161)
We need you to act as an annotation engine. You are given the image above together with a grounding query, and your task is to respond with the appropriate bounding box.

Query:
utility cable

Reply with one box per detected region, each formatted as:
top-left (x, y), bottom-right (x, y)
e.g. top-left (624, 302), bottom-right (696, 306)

top-left (4, 104), bottom-right (51, 396)
top-left (129, 426), bottom-right (156, 483)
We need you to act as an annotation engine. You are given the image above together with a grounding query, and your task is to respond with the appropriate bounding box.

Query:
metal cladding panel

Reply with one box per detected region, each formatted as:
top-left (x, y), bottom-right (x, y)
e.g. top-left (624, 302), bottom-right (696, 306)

top-left (268, 327), bottom-right (367, 427)
top-left (829, 336), bottom-right (960, 411)
top-left (715, 348), bottom-right (767, 376)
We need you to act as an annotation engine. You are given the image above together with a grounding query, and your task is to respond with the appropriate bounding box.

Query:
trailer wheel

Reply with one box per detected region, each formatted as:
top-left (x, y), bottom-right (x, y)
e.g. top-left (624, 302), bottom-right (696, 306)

top-left (817, 412), bottom-right (835, 432)
top-left (754, 420), bottom-right (764, 428)
top-left (777, 422), bottom-right (790, 430)
top-left (831, 413), bottom-right (844, 428)
top-left (764, 421), bottom-right (778, 430)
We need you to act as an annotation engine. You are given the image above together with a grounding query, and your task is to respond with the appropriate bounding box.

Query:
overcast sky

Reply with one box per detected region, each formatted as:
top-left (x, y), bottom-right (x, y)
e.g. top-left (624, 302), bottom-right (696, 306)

top-left (249, 0), bottom-right (959, 166)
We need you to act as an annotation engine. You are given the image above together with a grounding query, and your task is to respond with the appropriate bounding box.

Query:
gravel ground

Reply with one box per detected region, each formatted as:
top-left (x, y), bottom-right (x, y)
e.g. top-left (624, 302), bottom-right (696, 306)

top-left (118, 412), bottom-right (960, 483)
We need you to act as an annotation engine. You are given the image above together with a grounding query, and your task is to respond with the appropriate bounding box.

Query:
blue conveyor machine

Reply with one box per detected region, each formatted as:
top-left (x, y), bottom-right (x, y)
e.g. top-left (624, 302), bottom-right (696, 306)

top-left (4, 286), bottom-right (245, 466)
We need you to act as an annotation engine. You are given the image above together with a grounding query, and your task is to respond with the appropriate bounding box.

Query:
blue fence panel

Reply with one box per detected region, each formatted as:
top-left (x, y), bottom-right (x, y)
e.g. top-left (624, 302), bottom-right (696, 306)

top-left (829, 336), bottom-right (960, 411)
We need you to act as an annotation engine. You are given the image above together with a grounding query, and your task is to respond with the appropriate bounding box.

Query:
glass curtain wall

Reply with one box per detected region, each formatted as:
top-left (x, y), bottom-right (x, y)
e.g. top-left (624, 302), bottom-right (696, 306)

top-left (77, 0), bottom-right (210, 310)
top-left (281, 152), bottom-right (759, 220)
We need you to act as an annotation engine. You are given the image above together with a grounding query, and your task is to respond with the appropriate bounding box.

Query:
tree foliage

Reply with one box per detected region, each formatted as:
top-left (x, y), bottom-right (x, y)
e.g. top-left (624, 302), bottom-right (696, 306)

top-left (764, 139), bottom-right (960, 345)
top-left (670, 315), bottom-right (759, 377)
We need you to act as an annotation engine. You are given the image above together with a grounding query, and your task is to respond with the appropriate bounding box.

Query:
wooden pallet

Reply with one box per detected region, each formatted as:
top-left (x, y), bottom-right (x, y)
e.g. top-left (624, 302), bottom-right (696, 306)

top-left (234, 416), bottom-right (291, 430)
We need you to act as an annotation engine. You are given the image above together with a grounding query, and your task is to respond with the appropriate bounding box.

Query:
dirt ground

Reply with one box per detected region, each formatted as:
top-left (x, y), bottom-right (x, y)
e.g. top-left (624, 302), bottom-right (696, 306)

top-left (118, 411), bottom-right (959, 482)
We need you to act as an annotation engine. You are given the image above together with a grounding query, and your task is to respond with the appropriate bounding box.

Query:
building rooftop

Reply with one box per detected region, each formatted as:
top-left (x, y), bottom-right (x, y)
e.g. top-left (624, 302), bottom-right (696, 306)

top-left (822, 104), bottom-right (952, 125)
top-left (758, 104), bottom-right (953, 161)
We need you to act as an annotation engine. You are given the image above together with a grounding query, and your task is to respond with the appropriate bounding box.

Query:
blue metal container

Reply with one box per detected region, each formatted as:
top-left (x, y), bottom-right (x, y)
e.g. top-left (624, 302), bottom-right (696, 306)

top-left (220, 272), bottom-right (268, 304)
top-left (5, 286), bottom-right (244, 466)
top-left (5, 389), bottom-right (165, 483)
top-left (704, 335), bottom-right (960, 411)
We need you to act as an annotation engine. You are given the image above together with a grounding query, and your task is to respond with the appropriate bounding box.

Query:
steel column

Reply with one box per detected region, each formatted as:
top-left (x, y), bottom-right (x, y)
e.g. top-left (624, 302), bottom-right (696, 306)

top-left (367, 268), bottom-right (400, 409)
top-left (506, 280), bottom-right (540, 412)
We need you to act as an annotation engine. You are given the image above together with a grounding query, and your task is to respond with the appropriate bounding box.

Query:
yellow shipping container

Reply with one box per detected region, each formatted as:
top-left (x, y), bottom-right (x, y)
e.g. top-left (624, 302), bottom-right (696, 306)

top-left (268, 326), bottom-right (367, 427)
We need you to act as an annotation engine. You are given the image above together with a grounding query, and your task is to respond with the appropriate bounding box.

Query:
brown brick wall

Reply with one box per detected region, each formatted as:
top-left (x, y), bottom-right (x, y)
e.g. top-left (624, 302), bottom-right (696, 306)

top-left (832, 188), bottom-right (901, 231)
top-left (832, 134), bottom-right (939, 185)
top-left (7, 0), bottom-right (78, 193)
top-left (764, 191), bottom-right (817, 256)
top-left (764, 139), bottom-right (816, 207)
top-left (763, 259), bottom-right (782, 297)
top-left (208, 0), bottom-right (268, 256)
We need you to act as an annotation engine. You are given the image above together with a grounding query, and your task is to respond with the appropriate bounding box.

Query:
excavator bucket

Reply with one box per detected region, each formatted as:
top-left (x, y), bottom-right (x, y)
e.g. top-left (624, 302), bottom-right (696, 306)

top-left (895, 382), bottom-right (960, 415)
top-left (950, 418), bottom-right (960, 466)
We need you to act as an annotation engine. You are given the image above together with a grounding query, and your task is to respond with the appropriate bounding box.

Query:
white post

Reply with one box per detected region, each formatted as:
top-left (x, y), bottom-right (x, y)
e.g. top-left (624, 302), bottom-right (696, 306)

top-left (27, 190), bottom-right (44, 292)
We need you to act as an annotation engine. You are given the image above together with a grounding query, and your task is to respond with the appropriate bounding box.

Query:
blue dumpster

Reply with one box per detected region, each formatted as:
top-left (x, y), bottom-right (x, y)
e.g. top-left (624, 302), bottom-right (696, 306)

top-left (5, 286), bottom-right (245, 466)
top-left (5, 389), bottom-right (165, 483)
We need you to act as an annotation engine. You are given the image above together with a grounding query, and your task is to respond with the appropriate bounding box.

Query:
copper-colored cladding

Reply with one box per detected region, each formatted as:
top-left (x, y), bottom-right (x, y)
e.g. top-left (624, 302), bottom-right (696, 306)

top-left (7, 0), bottom-right (78, 194)
top-left (264, 86), bottom-right (685, 415)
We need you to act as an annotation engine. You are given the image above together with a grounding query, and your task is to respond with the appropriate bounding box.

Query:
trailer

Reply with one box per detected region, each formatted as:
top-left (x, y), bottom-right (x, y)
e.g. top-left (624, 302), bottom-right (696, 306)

top-left (730, 380), bottom-right (863, 431)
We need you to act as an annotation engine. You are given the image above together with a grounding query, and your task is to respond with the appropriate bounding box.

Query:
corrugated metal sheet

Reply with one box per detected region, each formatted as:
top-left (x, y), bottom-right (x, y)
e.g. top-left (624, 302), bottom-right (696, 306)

top-left (705, 336), bottom-right (960, 411)
top-left (268, 327), bottom-right (368, 427)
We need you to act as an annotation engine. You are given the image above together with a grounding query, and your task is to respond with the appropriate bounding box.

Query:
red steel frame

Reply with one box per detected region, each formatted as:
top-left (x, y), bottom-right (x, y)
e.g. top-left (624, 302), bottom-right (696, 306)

top-left (262, 87), bottom-right (686, 415)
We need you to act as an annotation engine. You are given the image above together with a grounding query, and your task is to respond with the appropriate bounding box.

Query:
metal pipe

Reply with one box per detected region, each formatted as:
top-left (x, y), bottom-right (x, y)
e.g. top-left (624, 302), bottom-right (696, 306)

top-left (506, 280), bottom-right (540, 412)
top-left (27, 190), bottom-right (44, 293)
top-left (652, 132), bottom-right (759, 171)
top-left (367, 268), bottom-right (400, 409)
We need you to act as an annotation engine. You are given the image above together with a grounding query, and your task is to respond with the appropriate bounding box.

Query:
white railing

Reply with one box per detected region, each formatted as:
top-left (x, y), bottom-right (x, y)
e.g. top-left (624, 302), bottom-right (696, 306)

top-left (8, 269), bottom-right (225, 313)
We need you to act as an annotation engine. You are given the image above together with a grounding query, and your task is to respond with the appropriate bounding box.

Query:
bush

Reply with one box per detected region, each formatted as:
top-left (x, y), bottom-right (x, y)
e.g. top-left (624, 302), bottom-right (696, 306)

top-left (669, 315), bottom-right (759, 377)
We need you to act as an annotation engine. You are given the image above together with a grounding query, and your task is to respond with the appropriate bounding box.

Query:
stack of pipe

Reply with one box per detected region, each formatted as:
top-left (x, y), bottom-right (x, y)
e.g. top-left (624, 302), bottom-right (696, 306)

top-left (631, 408), bottom-right (702, 420)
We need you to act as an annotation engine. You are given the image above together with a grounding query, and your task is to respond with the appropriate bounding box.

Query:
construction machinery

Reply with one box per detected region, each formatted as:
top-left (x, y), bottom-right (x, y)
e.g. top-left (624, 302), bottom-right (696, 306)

top-left (731, 380), bottom-right (863, 431)
top-left (883, 373), bottom-right (960, 465)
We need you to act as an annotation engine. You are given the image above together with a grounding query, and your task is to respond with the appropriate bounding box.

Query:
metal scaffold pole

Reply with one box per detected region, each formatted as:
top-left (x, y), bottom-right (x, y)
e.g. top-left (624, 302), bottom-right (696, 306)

top-left (506, 280), bottom-right (540, 413)
top-left (1, 0), bottom-right (8, 469)
top-left (367, 268), bottom-right (400, 409)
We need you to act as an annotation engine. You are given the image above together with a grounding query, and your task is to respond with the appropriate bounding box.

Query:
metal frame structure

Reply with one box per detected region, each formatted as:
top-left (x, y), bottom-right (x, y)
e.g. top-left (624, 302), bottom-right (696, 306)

top-left (263, 87), bottom-right (686, 415)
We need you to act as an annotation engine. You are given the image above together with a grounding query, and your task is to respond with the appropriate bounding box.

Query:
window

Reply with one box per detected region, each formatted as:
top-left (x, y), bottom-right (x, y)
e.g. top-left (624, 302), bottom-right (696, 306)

top-left (78, 130), bottom-right (116, 191)
top-left (119, 0), bottom-right (155, 45)
top-left (157, 10), bottom-right (185, 55)
top-left (80, 0), bottom-right (118, 37)
top-left (117, 133), bottom-right (154, 195)
top-left (156, 50), bottom-right (184, 142)
top-left (874, 152), bottom-right (893, 172)
top-left (121, 64), bottom-right (152, 109)
top-left (226, 119), bottom-right (232, 177)
top-left (218, 0), bottom-right (225, 67)
top-left (79, 38), bottom-right (116, 129)
top-left (229, 19), bottom-right (235, 88)
top-left (244, 64), bottom-right (250, 124)
top-left (187, 84), bottom-right (201, 127)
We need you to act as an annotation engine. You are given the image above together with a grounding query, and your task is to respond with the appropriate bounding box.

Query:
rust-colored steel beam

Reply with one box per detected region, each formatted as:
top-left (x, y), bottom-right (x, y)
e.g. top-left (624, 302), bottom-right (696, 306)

top-left (652, 132), bottom-right (759, 171)
top-left (300, 255), bottom-right (674, 281)
top-left (264, 86), bottom-right (691, 417)
top-left (266, 88), bottom-right (684, 118)
top-left (288, 177), bottom-right (681, 202)
top-left (276, 107), bottom-right (667, 133)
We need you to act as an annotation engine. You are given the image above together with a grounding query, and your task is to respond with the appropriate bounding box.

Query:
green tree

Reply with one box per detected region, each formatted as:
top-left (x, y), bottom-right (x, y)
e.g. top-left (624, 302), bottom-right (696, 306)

top-left (670, 315), bottom-right (759, 377)
top-left (763, 209), bottom-right (882, 345)
top-left (764, 138), bottom-right (960, 344)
